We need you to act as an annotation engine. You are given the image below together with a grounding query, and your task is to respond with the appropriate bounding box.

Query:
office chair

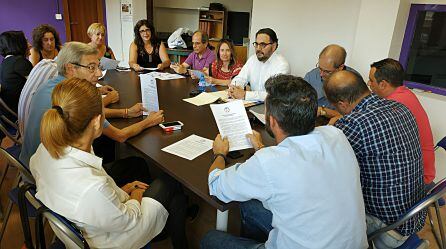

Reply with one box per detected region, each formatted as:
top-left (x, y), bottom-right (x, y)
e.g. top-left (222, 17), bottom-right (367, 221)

top-left (367, 178), bottom-right (446, 249)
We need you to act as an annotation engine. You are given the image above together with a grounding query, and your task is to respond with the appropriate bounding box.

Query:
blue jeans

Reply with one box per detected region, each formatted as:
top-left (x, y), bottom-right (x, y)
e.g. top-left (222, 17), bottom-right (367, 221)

top-left (200, 200), bottom-right (272, 249)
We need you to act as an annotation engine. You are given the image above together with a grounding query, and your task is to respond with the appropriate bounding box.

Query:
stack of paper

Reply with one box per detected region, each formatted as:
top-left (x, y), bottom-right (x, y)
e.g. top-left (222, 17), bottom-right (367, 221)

top-left (162, 134), bottom-right (213, 160)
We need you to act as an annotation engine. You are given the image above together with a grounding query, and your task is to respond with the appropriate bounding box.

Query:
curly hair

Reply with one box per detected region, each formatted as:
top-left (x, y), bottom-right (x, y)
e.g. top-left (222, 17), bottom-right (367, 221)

top-left (133, 19), bottom-right (159, 51)
top-left (32, 24), bottom-right (62, 52)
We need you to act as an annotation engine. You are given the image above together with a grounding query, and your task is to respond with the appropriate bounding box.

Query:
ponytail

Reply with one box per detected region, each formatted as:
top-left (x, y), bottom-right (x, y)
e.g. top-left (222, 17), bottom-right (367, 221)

top-left (40, 77), bottom-right (102, 159)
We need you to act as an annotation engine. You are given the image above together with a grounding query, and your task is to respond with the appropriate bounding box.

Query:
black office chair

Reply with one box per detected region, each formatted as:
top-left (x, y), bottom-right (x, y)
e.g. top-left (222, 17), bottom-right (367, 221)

top-left (367, 178), bottom-right (446, 249)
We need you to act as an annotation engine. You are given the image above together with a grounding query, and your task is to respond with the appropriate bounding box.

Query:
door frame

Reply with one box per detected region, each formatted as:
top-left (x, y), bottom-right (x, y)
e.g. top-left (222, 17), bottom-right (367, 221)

top-left (62, 0), bottom-right (105, 42)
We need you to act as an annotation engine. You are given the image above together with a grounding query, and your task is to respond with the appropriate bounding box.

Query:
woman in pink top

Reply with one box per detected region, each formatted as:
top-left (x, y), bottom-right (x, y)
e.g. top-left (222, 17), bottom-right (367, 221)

top-left (368, 58), bottom-right (435, 184)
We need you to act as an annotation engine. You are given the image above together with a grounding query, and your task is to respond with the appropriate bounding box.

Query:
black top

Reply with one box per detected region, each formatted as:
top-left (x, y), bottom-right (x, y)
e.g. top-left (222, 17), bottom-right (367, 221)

top-left (0, 55), bottom-right (33, 118)
top-left (137, 43), bottom-right (162, 68)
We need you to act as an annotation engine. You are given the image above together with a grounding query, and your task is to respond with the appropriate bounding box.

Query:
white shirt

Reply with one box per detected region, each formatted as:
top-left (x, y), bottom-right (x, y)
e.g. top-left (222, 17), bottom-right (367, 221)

top-left (30, 144), bottom-right (168, 249)
top-left (231, 52), bottom-right (290, 101)
top-left (209, 126), bottom-right (368, 249)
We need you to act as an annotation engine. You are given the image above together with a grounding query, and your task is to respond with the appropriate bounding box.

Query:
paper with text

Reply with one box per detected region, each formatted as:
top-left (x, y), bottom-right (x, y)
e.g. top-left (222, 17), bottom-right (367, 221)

top-left (162, 134), bottom-right (213, 160)
top-left (210, 100), bottom-right (253, 151)
top-left (140, 74), bottom-right (159, 115)
top-left (183, 92), bottom-right (220, 106)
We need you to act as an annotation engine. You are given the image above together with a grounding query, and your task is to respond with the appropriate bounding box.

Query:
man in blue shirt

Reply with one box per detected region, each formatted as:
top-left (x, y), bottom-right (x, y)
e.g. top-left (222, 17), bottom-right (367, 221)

top-left (323, 71), bottom-right (426, 248)
top-left (304, 44), bottom-right (358, 107)
top-left (20, 42), bottom-right (165, 167)
top-left (201, 75), bottom-right (368, 249)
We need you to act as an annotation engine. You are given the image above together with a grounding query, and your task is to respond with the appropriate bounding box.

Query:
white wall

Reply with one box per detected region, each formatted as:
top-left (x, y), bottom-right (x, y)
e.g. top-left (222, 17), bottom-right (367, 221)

top-left (250, 0), bottom-right (361, 75)
top-left (250, 0), bottom-right (446, 181)
top-left (153, 0), bottom-right (253, 33)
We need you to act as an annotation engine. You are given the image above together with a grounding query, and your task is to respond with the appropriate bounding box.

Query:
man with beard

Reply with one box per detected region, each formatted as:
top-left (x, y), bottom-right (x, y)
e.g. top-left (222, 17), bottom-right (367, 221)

top-left (201, 75), bottom-right (367, 249)
top-left (229, 28), bottom-right (290, 101)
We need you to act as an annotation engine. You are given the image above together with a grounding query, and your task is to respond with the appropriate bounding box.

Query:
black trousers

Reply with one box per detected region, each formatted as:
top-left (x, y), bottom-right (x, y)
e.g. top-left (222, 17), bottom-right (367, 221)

top-left (103, 157), bottom-right (188, 249)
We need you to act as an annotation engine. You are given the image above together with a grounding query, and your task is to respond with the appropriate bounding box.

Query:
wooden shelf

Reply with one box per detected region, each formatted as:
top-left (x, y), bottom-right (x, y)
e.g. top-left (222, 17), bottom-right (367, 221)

top-left (199, 18), bottom-right (223, 22)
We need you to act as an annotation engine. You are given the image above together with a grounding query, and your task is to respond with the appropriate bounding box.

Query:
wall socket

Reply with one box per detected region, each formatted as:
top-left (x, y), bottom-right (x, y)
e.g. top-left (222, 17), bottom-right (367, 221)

top-left (55, 13), bottom-right (63, 20)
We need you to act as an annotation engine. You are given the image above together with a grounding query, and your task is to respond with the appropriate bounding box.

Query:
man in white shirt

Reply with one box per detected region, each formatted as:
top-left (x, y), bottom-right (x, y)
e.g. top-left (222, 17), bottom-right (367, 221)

top-left (229, 28), bottom-right (290, 101)
top-left (202, 75), bottom-right (368, 249)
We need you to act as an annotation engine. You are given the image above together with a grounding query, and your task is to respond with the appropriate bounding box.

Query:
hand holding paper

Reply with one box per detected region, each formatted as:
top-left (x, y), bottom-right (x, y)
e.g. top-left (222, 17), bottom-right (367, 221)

top-left (210, 100), bottom-right (253, 151)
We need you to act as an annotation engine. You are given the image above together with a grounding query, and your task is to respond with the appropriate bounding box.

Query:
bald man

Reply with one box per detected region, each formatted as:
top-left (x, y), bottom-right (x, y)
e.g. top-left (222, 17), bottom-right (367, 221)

top-left (304, 44), bottom-right (358, 107)
top-left (323, 71), bottom-right (426, 248)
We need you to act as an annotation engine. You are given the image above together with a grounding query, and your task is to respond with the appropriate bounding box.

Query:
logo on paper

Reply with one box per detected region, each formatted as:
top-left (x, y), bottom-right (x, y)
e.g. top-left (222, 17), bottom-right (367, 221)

top-left (224, 107), bottom-right (230, 113)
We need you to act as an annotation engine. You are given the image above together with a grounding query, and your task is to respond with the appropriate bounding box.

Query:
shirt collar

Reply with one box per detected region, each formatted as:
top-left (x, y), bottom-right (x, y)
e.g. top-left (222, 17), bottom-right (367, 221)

top-left (198, 47), bottom-right (211, 59)
top-left (389, 86), bottom-right (407, 97)
top-left (351, 93), bottom-right (376, 113)
top-left (64, 146), bottom-right (103, 170)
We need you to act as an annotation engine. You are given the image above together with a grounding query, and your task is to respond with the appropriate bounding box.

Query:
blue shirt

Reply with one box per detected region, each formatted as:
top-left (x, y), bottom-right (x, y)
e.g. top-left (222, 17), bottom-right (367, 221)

top-left (304, 66), bottom-right (359, 107)
top-left (334, 94), bottom-right (426, 236)
top-left (19, 75), bottom-right (110, 167)
top-left (209, 126), bottom-right (368, 249)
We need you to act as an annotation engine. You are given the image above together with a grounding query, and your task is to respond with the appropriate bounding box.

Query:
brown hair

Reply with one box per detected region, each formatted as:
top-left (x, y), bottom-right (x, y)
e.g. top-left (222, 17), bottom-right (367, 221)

top-left (40, 78), bottom-right (102, 159)
top-left (32, 24), bottom-right (62, 52)
top-left (216, 39), bottom-right (237, 67)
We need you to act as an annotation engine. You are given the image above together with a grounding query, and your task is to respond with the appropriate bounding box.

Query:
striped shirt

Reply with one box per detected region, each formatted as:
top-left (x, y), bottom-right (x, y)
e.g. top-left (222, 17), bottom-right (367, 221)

top-left (334, 94), bottom-right (426, 236)
top-left (18, 59), bottom-right (57, 135)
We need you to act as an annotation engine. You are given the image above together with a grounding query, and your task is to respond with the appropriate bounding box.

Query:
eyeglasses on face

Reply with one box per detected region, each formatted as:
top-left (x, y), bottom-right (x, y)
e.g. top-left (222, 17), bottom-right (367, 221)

top-left (139, 29), bottom-right (151, 34)
top-left (71, 62), bottom-right (102, 72)
top-left (316, 63), bottom-right (338, 75)
top-left (252, 42), bottom-right (273, 49)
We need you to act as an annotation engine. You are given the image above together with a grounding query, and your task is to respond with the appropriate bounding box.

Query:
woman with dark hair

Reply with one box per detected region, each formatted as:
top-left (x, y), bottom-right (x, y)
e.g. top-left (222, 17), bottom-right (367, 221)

top-left (29, 24), bottom-right (62, 66)
top-left (205, 39), bottom-right (243, 86)
top-left (0, 31), bottom-right (33, 117)
top-left (129, 19), bottom-right (170, 71)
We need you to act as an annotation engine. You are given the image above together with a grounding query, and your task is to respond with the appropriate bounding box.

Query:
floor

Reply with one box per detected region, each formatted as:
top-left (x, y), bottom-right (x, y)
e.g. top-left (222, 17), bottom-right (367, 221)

top-left (0, 137), bottom-right (444, 249)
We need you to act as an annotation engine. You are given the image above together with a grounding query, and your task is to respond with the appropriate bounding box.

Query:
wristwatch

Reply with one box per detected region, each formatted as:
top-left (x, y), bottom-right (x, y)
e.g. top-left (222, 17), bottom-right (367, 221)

top-left (320, 106), bottom-right (327, 116)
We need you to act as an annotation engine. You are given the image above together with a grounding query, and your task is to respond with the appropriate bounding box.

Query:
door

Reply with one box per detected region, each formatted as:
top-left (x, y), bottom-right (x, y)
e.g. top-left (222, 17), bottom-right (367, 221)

top-left (62, 0), bottom-right (104, 42)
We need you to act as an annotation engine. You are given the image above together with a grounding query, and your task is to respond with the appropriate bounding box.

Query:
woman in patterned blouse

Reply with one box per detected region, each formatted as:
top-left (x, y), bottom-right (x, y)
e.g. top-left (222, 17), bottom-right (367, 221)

top-left (205, 39), bottom-right (243, 86)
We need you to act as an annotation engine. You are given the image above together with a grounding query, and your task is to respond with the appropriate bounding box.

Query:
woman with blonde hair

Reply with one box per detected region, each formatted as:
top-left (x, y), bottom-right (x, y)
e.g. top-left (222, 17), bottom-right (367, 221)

top-left (30, 78), bottom-right (189, 249)
top-left (87, 23), bottom-right (116, 59)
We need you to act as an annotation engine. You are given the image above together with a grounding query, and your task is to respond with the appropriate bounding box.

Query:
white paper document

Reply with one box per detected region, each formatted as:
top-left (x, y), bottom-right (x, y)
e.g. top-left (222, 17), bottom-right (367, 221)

top-left (210, 90), bottom-right (262, 107)
top-left (249, 109), bottom-right (266, 125)
top-left (142, 67), bottom-right (158, 71)
top-left (98, 70), bottom-right (107, 80)
top-left (162, 134), bottom-right (213, 160)
top-left (183, 92), bottom-right (220, 106)
top-left (100, 57), bottom-right (120, 70)
top-left (210, 100), bottom-right (253, 151)
top-left (141, 72), bottom-right (185, 80)
top-left (140, 74), bottom-right (159, 115)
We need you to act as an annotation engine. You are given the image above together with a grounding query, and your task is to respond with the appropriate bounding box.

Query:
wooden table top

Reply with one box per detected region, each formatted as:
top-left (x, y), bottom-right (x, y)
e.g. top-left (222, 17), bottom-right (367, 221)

top-left (102, 70), bottom-right (274, 211)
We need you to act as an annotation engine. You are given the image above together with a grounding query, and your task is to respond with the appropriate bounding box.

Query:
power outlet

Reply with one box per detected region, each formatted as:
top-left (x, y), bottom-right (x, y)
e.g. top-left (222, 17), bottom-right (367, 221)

top-left (55, 13), bottom-right (62, 20)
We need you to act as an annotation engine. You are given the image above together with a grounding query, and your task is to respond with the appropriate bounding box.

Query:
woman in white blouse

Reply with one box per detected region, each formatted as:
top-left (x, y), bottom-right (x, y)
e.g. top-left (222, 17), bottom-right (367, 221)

top-left (30, 78), bottom-right (189, 249)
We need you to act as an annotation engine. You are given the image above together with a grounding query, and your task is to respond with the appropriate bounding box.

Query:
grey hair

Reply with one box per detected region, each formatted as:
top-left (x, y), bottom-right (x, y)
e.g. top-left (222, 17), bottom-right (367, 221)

top-left (56, 42), bottom-right (98, 75)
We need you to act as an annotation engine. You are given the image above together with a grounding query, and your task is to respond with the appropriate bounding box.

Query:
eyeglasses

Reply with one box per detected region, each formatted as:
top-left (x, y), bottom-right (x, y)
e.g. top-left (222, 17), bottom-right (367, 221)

top-left (252, 42), bottom-right (273, 49)
top-left (316, 63), bottom-right (338, 75)
top-left (72, 62), bottom-right (102, 72)
top-left (139, 29), bottom-right (151, 34)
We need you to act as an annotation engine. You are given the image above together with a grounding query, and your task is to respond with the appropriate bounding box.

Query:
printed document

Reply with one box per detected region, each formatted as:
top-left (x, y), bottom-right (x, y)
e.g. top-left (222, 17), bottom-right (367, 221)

top-left (210, 100), bottom-right (253, 151)
top-left (162, 134), bottom-right (213, 160)
top-left (183, 92), bottom-right (220, 106)
top-left (140, 74), bottom-right (159, 115)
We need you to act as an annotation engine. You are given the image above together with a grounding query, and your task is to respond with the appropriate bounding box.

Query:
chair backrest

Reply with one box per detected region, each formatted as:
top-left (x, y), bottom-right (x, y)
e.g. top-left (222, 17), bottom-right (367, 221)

top-left (0, 121), bottom-right (21, 145)
top-left (42, 209), bottom-right (89, 249)
top-left (0, 97), bottom-right (18, 119)
top-left (0, 147), bottom-right (34, 184)
top-left (368, 177), bottom-right (446, 241)
top-left (436, 136), bottom-right (446, 151)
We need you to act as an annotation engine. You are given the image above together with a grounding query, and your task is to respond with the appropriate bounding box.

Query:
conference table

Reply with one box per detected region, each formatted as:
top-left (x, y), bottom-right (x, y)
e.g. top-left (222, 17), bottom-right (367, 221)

top-left (102, 69), bottom-right (274, 231)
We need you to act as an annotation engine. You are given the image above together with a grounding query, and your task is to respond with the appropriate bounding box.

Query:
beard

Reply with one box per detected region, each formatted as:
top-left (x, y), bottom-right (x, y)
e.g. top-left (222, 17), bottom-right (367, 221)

top-left (256, 51), bottom-right (268, 62)
top-left (265, 115), bottom-right (275, 138)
